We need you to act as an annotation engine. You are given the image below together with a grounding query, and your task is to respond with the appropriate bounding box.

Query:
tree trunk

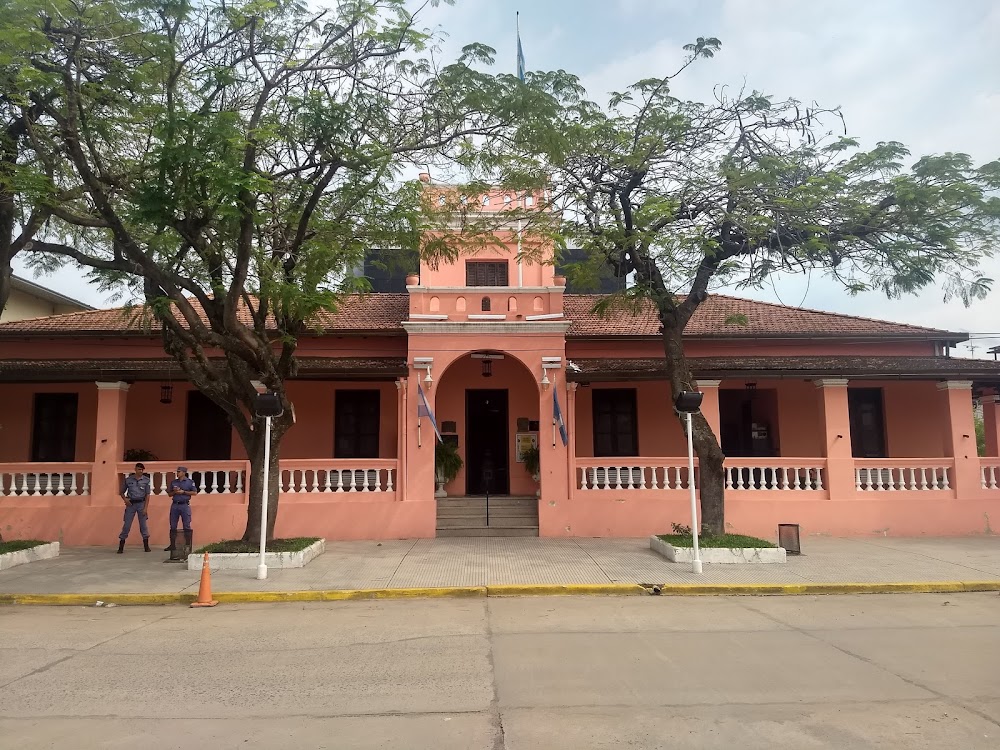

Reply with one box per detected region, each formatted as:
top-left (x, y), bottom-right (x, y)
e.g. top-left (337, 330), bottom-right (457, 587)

top-left (241, 412), bottom-right (290, 544)
top-left (661, 321), bottom-right (726, 536)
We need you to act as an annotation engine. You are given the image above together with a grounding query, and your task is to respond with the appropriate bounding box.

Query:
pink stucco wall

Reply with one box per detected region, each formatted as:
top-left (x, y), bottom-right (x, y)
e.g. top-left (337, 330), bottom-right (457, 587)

top-left (573, 381), bottom-right (686, 457)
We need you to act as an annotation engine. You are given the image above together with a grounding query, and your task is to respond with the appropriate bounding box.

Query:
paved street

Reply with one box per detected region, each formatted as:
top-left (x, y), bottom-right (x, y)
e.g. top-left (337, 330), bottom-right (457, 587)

top-left (1, 593), bottom-right (999, 748)
top-left (2, 536), bottom-right (999, 595)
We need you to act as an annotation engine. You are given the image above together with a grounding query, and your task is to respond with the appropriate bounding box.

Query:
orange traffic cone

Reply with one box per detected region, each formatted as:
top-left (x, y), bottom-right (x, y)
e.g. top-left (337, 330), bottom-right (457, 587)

top-left (190, 552), bottom-right (218, 608)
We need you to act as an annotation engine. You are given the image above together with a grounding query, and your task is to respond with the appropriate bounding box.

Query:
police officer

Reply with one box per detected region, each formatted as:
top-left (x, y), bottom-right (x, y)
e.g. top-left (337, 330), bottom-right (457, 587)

top-left (118, 463), bottom-right (151, 553)
top-left (164, 466), bottom-right (198, 552)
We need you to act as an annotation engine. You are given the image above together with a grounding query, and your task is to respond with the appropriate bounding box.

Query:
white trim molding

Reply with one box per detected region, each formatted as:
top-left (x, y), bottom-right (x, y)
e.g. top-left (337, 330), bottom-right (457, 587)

top-left (409, 314), bottom-right (449, 321)
top-left (695, 379), bottom-right (722, 389)
top-left (525, 313), bottom-right (565, 321)
top-left (467, 314), bottom-right (507, 320)
top-left (96, 381), bottom-right (130, 391)
top-left (814, 378), bottom-right (850, 389)
top-left (937, 380), bottom-right (974, 391)
top-left (402, 321), bottom-right (571, 335)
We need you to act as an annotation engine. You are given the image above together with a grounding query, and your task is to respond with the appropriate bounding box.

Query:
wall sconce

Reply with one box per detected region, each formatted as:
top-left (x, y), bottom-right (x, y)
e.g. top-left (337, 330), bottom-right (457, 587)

top-left (482, 359), bottom-right (493, 377)
top-left (159, 384), bottom-right (173, 404)
top-left (471, 352), bottom-right (503, 379)
top-left (541, 357), bottom-right (562, 391)
top-left (412, 357), bottom-right (434, 389)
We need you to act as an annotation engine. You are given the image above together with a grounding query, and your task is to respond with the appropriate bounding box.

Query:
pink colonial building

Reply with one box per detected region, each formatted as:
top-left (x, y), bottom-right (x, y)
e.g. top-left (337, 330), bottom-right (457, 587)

top-left (2, 203), bottom-right (1000, 546)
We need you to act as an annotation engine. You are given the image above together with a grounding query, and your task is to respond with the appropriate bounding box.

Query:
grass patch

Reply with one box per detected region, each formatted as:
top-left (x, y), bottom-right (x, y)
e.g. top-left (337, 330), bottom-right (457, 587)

top-left (195, 537), bottom-right (320, 554)
top-left (656, 533), bottom-right (775, 549)
top-left (0, 540), bottom-right (50, 554)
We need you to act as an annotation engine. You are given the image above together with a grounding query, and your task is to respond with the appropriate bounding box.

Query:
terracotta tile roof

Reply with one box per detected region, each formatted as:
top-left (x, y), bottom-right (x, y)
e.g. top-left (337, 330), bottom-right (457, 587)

top-left (562, 295), bottom-right (960, 339)
top-left (0, 357), bottom-right (407, 381)
top-left (568, 356), bottom-right (1000, 384)
top-left (0, 291), bottom-right (962, 341)
top-left (0, 294), bottom-right (410, 336)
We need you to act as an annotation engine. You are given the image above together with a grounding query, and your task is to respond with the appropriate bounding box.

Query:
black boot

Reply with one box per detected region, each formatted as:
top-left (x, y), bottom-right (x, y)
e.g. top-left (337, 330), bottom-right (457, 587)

top-left (117, 539), bottom-right (125, 554)
top-left (164, 530), bottom-right (177, 551)
top-left (183, 529), bottom-right (193, 552)
top-left (143, 538), bottom-right (151, 553)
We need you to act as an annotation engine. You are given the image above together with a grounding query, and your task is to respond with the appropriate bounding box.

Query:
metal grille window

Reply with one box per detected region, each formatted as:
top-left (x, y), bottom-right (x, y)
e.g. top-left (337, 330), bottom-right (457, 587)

top-left (466, 261), bottom-right (509, 287)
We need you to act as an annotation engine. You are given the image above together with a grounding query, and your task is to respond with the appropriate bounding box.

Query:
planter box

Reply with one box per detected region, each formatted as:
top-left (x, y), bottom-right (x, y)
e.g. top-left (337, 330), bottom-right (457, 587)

top-left (188, 539), bottom-right (325, 571)
top-left (0, 541), bottom-right (60, 571)
top-left (649, 535), bottom-right (786, 564)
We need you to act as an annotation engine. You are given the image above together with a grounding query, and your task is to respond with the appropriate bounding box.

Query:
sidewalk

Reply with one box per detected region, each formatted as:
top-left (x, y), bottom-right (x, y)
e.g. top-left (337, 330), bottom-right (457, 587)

top-left (1, 537), bottom-right (999, 599)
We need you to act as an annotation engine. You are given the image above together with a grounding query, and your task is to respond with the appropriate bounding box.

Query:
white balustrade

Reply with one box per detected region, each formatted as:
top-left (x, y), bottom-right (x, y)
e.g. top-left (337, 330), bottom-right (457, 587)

top-left (725, 463), bottom-right (825, 491)
top-left (279, 465), bottom-right (397, 493)
top-left (981, 461), bottom-right (1000, 490)
top-left (855, 464), bottom-right (951, 491)
top-left (0, 468), bottom-right (91, 497)
top-left (119, 465), bottom-right (246, 496)
top-left (578, 463), bottom-right (694, 491)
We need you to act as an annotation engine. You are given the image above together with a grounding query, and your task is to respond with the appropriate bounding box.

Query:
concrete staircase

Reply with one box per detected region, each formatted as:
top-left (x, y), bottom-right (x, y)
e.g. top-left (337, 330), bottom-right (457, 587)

top-left (435, 495), bottom-right (539, 537)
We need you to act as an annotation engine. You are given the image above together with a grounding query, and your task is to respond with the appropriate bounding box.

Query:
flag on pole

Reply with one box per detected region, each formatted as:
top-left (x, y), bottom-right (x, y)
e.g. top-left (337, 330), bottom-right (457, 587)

top-left (417, 384), bottom-right (443, 443)
top-left (516, 13), bottom-right (526, 82)
top-left (553, 389), bottom-right (568, 447)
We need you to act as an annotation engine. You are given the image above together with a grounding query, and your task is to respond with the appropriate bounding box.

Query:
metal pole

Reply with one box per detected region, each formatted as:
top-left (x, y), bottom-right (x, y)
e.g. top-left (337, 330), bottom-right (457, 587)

top-left (686, 411), bottom-right (702, 574)
top-left (256, 415), bottom-right (271, 580)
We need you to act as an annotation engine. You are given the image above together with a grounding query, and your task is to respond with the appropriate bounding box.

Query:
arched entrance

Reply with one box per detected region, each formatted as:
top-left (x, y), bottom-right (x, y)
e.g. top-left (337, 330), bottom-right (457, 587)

top-left (435, 350), bottom-right (540, 497)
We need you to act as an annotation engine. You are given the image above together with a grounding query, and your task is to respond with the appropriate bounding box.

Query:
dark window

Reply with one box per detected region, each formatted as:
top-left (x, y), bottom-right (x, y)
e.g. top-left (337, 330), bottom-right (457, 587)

top-left (335, 390), bottom-right (381, 458)
top-left (185, 391), bottom-right (232, 461)
top-left (481, 296), bottom-right (491, 311)
top-left (592, 389), bottom-right (638, 457)
top-left (466, 261), bottom-right (509, 286)
top-left (31, 393), bottom-right (78, 462)
top-left (848, 388), bottom-right (887, 458)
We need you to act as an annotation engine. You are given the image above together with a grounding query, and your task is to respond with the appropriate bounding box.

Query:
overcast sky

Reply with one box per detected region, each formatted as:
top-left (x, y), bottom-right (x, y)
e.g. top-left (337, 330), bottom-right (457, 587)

top-left (16, 0), bottom-right (1000, 354)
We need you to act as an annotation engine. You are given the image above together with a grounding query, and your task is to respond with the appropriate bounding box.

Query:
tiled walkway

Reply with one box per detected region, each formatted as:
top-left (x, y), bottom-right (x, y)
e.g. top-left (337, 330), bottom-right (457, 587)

top-left (1, 536), bottom-right (999, 595)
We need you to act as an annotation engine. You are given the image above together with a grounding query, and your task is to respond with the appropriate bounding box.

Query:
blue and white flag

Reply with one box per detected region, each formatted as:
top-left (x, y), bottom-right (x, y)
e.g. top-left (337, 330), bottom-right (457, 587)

top-left (516, 15), bottom-right (526, 82)
top-left (553, 389), bottom-right (568, 447)
top-left (417, 384), bottom-right (443, 443)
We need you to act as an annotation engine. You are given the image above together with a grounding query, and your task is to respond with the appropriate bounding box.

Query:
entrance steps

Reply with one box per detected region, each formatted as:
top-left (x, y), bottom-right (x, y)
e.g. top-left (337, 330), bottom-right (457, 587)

top-left (435, 495), bottom-right (539, 537)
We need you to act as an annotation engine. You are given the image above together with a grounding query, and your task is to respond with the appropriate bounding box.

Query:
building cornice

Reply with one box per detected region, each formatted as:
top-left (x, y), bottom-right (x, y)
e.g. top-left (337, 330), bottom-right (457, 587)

top-left (402, 320), bottom-right (571, 335)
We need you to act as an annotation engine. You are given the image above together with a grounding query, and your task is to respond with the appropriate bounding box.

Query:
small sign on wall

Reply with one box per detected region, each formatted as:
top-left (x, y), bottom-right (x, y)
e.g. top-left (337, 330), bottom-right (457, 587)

top-left (515, 432), bottom-right (538, 463)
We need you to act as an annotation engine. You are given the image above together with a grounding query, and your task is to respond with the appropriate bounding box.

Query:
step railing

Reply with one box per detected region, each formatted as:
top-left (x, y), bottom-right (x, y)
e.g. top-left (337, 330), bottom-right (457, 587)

top-left (279, 460), bottom-right (398, 495)
top-left (724, 459), bottom-right (826, 491)
top-left (982, 460), bottom-right (1000, 490)
top-left (0, 463), bottom-right (92, 497)
top-left (854, 460), bottom-right (953, 491)
top-left (116, 461), bottom-right (248, 496)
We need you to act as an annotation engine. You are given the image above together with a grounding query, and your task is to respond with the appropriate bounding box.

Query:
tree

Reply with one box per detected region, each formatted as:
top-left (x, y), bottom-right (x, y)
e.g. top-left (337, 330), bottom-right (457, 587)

top-left (14, 0), bottom-right (565, 541)
top-left (534, 38), bottom-right (1000, 534)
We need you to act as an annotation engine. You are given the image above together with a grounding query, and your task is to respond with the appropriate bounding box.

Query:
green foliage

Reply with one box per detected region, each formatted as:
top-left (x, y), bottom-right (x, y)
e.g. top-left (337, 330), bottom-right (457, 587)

top-left (976, 413), bottom-right (986, 457)
top-left (522, 444), bottom-right (540, 478)
top-left (435, 440), bottom-right (463, 484)
top-left (0, 539), bottom-right (50, 554)
top-left (657, 533), bottom-right (776, 549)
top-left (123, 448), bottom-right (158, 462)
top-left (195, 537), bottom-right (320, 554)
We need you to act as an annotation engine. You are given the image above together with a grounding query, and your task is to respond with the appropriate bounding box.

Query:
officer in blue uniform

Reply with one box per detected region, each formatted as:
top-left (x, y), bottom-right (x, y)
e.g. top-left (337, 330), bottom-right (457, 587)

top-left (164, 466), bottom-right (198, 552)
top-left (118, 463), bottom-right (151, 553)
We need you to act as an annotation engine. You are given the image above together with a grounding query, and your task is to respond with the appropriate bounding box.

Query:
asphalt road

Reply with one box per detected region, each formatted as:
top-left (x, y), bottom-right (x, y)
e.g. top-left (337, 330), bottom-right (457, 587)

top-left (1, 593), bottom-right (998, 749)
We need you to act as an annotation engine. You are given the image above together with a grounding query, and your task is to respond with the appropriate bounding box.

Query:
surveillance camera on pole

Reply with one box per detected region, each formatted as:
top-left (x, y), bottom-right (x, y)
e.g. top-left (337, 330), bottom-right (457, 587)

top-left (674, 390), bottom-right (704, 574)
top-left (253, 387), bottom-right (283, 580)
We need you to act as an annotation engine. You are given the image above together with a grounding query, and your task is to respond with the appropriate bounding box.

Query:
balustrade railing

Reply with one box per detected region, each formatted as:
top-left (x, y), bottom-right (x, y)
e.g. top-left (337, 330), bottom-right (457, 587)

top-left (279, 460), bottom-right (397, 494)
top-left (0, 463), bottom-right (92, 497)
top-left (116, 461), bottom-right (248, 496)
top-left (982, 460), bottom-right (1000, 490)
top-left (854, 460), bottom-right (952, 491)
top-left (724, 460), bottom-right (826, 491)
top-left (576, 460), bottom-right (695, 491)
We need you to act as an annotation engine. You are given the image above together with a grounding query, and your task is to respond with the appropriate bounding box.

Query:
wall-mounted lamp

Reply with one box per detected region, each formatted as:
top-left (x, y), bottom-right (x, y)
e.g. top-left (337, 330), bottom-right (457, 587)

top-left (482, 359), bottom-right (493, 378)
top-left (159, 384), bottom-right (173, 404)
top-left (541, 357), bottom-right (562, 391)
top-left (471, 352), bottom-right (503, 379)
top-left (413, 357), bottom-right (434, 389)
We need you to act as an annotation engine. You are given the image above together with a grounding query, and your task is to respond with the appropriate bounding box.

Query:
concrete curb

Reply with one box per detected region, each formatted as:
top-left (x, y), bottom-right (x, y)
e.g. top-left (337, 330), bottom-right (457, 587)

top-left (2, 580), bottom-right (999, 605)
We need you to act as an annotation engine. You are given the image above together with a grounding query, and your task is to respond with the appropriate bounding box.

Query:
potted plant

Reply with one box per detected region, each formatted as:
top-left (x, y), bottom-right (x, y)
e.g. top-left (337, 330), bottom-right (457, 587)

top-left (523, 444), bottom-right (541, 497)
top-left (435, 440), bottom-right (463, 498)
top-left (124, 449), bottom-right (158, 463)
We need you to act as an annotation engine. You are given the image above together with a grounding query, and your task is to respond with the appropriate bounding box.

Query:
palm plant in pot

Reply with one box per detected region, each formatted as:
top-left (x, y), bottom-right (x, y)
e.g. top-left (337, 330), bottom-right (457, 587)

top-left (435, 440), bottom-right (463, 498)
top-left (523, 444), bottom-right (541, 497)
